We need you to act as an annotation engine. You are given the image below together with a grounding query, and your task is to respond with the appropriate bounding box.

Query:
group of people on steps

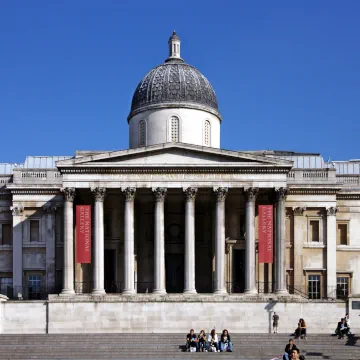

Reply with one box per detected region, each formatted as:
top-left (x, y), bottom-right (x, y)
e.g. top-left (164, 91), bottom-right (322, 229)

top-left (185, 328), bottom-right (232, 352)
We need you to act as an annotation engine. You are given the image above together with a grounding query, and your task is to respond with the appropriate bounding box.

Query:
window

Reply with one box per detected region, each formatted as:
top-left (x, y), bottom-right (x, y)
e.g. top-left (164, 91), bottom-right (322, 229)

top-left (139, 120), bottom-right (146, 147)
top-left (1, 224), bottom-right (11, 245)
top-left (309, 220), bottom-right (320, 242)
top-left (337, 223), bottom-right (348, 245)
top-left (30, 220), bottom-right (40, 242)
top-left (170, 116), bottom-right (179, 142)
top-left (204, 120), bottom-right (211, 146)
top-left (337, 277), bottom-right (349, 299)
top-left (0, 277), bottom-right (13, 296)
top-left (28, 274), bottom-right (41, 299)
top-left (308, 275), bottom-right (321, 299)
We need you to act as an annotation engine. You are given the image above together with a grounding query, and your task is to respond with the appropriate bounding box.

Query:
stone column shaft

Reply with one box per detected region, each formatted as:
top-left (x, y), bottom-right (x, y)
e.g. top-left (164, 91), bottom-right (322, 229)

top-left (275, 188), bottom-right (288, 294)
top-left (245, 188), bottom-right (258, 294)
top-left (60, 188), bottom-right (75, 296)
top-left (213, 187), bottom-right (228, 295)
top-left (184, 187), bottom-right (197, 294)
top-left (326, 207), bottom-right (337, 297)
top-left (44, 205), bottom-right (56, 292)
top-left (122, 187), bottom-right (136, 295)
top-left (293, 207), bottom-right (306, 290)
top-left (153, 188), bottom-right (167, 295)
top-left (92, 187), bottom-right (106, 296)
top-left (11, 205), bottom-right (24, 293)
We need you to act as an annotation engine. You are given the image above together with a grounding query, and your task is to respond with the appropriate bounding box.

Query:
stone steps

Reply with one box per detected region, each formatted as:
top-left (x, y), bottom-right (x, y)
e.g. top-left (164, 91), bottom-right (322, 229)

top-left (0, 333), bottom-right (358, 360)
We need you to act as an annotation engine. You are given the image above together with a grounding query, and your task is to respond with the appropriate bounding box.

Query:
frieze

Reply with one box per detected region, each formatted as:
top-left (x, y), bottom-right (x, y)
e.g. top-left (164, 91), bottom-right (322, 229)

top-left (60, 168), bottom-right (290, 175)
top-left (337, 194), bottom-right (360, 200)
top-left (289, 189), bottom-right (339, 196)
top-left (9, 189), bottom-right (60, 195)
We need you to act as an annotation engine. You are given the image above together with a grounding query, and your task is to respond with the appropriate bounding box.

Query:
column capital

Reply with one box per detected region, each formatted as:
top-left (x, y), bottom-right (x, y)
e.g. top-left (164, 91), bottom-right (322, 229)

top-left (183, 187), bottom-right (198, 202)
top-left (326, 207), bottom-right (338, 216)
top-left (152, 187), bottom-right (167, 202)
top-left (43, 205), bottom-right (57, 214)
top-left (61, 187), bottom-right (75, 202)
top-left (293, 206), bottom-right (306, 216)
top-left (244, 187), bottom-right (259, 202)
top-left (11, 205), bottom-right (24, 216)
top-left (92, 187), bottom-right (106, 202)
top-left (275, 187), bottom-right (288, 202)
top-left (213, 187), bottom-right (228, 202)
top-left (122, 187), bottom-right (136, 202)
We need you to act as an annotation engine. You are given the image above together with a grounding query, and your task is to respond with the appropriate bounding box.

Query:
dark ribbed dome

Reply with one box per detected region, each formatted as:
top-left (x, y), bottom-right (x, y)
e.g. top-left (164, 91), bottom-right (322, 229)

top-left (128, 59), bottom-right (220, 120)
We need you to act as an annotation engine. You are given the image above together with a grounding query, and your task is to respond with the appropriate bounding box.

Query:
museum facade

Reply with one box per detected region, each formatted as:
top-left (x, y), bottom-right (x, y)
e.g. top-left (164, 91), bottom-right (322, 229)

top-left (0, 32), bottom-right (360, 334)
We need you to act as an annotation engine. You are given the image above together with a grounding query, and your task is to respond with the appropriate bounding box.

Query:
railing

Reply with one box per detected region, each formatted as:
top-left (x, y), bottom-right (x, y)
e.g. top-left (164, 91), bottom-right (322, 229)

top-left (287, 285), bottom-right (308, 299)
top-left (286, 168), bottom-right (336, 183)
top-left (336, 174), bottom-right (360, 186)
top-left (302, 170), bottom-right (328, 178)
top-left (21, 171), bottom-right (47, 178)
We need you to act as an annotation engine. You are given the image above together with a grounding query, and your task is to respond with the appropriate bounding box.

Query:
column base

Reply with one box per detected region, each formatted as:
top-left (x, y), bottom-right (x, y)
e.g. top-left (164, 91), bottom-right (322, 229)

top-left (244, 288), bottom-right (258, 295)
top-left (152, 289), bottom-right (167, 295)
top-left (213, 289), bottom-right (228, 296)
top-left (275, 289), bottom-right (289, 296)
top-left (183, 289), bottom-right (197, 295)
top-left (91, 289), bottom-right (106, 296)
top-left (59, 289), bottom-right (75, 297)
top-left (122, 289), bottom-right (136, 296)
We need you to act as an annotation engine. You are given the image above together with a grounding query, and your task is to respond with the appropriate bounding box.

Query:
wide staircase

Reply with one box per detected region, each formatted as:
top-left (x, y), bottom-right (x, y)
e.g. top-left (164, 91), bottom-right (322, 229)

top-left (0, 333), bottom-right (359, 360)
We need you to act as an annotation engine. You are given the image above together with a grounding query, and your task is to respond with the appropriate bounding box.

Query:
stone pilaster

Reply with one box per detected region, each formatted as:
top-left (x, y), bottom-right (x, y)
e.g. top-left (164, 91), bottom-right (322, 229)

top-left (11, 205), bottom-right (24, 293)
top-left (213, 187), bottom-right (228, 295)
top-left (60, 187), bottom-right (75, 296)
top-left (244, 187), bottom-right (258, 294)
top-left (122, 187), bottom-right (136, 295)
top-left (326, 206), bottom-right (337, 297)
top-left (275, 187), bottom-right (288, 295)
top-left (43, 205), bottom-right (57, 293)
top-left (91, 187), bottom-right (106, 296)
top-left (152, 187), bottom-right (167, 295)
top-left (293, 207), bottom-right (306, 290)
top-left (183, 187), bottom-right (197, 295)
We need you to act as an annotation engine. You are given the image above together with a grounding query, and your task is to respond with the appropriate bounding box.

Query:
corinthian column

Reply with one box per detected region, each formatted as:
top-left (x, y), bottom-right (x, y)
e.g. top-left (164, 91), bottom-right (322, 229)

top-left (122, 187), bottom-right (136, 295)
top-left (183, 187), bottom-right (197, 295)
top-left (213, 187), bottom-right (228, 295)
top-left (91, 187), bottom-right (106, 296)
top-left (326, 207), bottom-right (337, 297)
top-left (152, 187), bottom-right (167, 295)
top-left (275, 187), bottom-right (288, 295)
top-left (244, 187), bottom-right (258, 294)
top-left (11, 205), bottom-right (24, 293)
top-left (60, 188), bottom-right (75, 296)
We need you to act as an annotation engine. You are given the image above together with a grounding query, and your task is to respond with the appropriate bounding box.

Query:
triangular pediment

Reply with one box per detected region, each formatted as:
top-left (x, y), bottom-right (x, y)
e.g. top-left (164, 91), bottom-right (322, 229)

top-left (56, 143), bottom-right (293, 169)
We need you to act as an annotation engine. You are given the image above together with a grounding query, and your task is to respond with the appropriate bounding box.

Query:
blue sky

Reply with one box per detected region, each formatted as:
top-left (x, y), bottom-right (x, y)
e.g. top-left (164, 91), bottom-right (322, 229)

top-left (1, 1), bottom-right (359, 163)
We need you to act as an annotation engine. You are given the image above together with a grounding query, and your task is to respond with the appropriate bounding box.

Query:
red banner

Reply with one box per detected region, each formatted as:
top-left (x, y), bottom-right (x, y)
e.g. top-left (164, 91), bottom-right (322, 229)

top-left (76, 205), bottom-right (91, 263)
top-left (258, 205), bottom-right (273, 263)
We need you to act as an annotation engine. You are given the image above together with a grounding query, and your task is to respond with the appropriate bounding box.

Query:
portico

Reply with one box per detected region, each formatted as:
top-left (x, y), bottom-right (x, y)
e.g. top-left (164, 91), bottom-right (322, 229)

top-left (57, 143), bottom-right (292, 297)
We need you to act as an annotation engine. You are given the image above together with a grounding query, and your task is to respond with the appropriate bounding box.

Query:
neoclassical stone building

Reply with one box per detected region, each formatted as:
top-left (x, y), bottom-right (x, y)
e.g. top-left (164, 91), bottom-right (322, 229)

top-left (0, 32), bottom-right (359, 333)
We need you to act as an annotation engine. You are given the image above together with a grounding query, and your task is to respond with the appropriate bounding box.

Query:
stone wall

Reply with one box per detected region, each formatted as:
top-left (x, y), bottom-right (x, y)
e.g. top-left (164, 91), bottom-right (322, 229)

top-left (1, 296), bottom-right (358, 334)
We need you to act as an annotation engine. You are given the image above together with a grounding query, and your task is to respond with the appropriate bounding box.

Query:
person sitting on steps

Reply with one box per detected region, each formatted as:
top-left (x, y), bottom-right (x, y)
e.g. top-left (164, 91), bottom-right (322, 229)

top-left (198, 330), bottom-right (208, 352)
top-left (185, 329), bottom-right (199, 352)
top-left (283, 338), bottom-right (299, 360)
top-left (300, 319), bottom-right (307, 339)
top-left (345, 313), bottom-right (351, 335)
top-left (294, 322), bottom-right (302, 339)
top-left (336, 318), bottom-right (348, 339)
top-left (219, 329), bottom-right (233, 352)
top-left (207, 329), bottom-right (220, 352)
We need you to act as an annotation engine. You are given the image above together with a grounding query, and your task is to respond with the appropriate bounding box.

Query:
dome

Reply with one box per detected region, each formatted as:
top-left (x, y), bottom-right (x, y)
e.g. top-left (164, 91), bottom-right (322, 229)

top-left (128, 32), bottom-right (221, 121)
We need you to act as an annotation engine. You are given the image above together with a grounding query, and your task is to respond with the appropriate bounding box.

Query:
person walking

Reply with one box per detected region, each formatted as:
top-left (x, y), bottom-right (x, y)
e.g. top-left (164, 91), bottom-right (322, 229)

top-left (273, 312), bottom-right (279, 334)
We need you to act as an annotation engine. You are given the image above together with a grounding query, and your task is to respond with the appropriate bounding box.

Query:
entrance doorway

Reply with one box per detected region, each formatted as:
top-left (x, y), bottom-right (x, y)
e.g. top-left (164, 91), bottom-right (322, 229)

top-left (104, 249), bottom-right (117, 293)
top-left (165, 254), bottom-right (184, 293)
top-left (232, 249), bottom-right (245, 293)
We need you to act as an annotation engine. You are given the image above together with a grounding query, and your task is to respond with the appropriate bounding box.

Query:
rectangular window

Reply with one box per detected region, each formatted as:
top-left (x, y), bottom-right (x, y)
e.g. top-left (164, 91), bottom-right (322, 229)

top-left (337, 223), bottom-right (348, 246)
top-left (308, 274), bottom-right (321, 299)
top-left (2, 224), bottom-right (12, 245)
top-left (336, 277), bottom-right (349, 299)
top-left (309, 220), bottom-right (320, 242)
top-left (28, 274), bottom-right (41, 299)
top-left (0, 277), bottom-right (13, 296)
top-left (30, 220), bottom-right (40, 242)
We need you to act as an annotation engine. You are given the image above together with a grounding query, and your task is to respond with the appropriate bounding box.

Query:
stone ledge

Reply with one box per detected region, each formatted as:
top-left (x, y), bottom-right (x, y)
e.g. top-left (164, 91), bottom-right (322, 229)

top-left (46, 293), bottom-right (345, 304)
